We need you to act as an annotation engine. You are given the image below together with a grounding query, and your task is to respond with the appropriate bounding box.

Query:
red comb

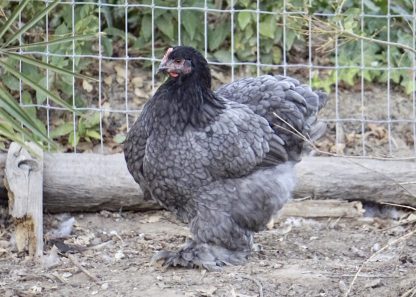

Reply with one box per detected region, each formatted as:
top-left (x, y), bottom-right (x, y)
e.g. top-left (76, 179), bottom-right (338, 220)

top-left (161, 47), bottom-right (173, 64)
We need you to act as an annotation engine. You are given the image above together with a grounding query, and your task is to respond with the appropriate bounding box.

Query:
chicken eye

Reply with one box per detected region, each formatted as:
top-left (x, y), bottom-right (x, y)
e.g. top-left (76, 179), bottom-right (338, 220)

top-left (174, 59), bottom-right (182, 64)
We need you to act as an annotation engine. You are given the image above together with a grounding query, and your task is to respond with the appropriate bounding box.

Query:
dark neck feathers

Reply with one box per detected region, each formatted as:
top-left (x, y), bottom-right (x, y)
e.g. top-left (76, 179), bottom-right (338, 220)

top-left (151, 67), bottom-right (225, 132)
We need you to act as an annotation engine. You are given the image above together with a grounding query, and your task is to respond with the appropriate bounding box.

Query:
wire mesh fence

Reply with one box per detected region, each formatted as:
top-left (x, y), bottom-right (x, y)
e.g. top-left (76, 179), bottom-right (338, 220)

top-left (4, 0), bottom-right (416, 158)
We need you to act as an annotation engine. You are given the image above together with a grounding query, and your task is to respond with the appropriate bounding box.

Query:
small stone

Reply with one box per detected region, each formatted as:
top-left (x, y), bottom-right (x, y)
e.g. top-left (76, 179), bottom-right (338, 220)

top-left (365, 278), bottom-right (382, 288)
top-left (351, 246), bottom-right (366, 258)
top-left (259, 261), bottom-right (268, 267)
top-left (339, 280), bottom-right (348, 293)
top-left (29, 285), bottom-right (42, 294)
top-left (101, 283), bottom-right (109, 290)
top-left (62, 272), bottom-right (72, 278)
top-left (114, 250), bottom-right (125, 260)
top-left (371, 243), bottom-right (381, 252)
top-left (100, 210), bottom-right (111, 218)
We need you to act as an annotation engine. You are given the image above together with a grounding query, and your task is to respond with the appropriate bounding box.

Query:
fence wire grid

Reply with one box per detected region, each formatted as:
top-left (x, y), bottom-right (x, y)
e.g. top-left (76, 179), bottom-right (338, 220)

top-left (8, 0), bottom-right (416, 158)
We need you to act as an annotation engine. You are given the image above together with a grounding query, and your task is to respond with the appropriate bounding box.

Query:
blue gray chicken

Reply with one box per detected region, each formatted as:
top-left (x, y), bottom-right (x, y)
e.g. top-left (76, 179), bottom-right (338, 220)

top-left (124, 46), bottom-right (327, 270)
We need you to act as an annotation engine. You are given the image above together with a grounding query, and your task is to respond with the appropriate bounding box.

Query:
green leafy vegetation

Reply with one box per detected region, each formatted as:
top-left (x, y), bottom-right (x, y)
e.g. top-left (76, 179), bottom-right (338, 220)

top-left (0, 0), bottom-right (99, 150)
top-left (304, 0), bottom-right (415, 93)
top-left (100, 0), bottom-right (414, 93)
top-left (0, 0), bottom-right (414, 151)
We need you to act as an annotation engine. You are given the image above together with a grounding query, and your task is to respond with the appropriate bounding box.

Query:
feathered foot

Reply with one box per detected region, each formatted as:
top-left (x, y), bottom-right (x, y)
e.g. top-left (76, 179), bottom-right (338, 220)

top-left (151, 240), bottom-right (250, 271)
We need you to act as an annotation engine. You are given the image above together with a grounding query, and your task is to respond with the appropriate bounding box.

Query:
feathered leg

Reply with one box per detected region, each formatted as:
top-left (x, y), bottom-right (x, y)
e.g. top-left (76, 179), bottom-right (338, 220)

top-left (152, 239), bottom-right (251, 271)
top-left (152, 164), bottom-right (295, 270)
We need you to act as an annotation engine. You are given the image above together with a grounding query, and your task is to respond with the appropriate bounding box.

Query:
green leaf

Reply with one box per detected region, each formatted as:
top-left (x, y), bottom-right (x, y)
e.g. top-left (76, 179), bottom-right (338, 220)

top-left (5, 34), bottom-right (100, 58)
top-left (21, 60), bottom-right (39, 82)
top-left (55, 23), bottom-right (69, 36)
top-left (141, 15), bottom-right (152, 41)
top-left (0, 140), bottom-right (6, 151)
top-left (272, 47), bottom-right (282, 63)
top-left (208, 21), bottom-right (230, 51)
top-left (0, 59), bottom-right (75, 112)
top-left (0, 89), bottom-right (54, 147)
top-left (82, 112), bottom-right (101, 128)
top-left (5, 52), bottom-right (97, 82)
top-left (3, 73), bottom-right (20, 91)
top-left (363, 0), bottom-right (380, 12)
top-left (213, 50), bottom-right (232, 63)
top-left (0, 85), bottom-right (43, 135)
top-left (402, 77), bottom-right (415, 94)
top-left (238, 11), bottom-right (252, 30)
top-left (340, 68), bottom-right (359, 86)
top-left (285, 30), bottom-right (297, 50)
top-left (114, 133), bottom-right (126, 144)
top-left (68, 131), bottom-right (80, 147)
top-left (21, 90), bottom-right (36, 118)
top-left (105, 27), bottom-right (135, 41)
top-left (0, 110), bottom-right (40, 145)
top-left (238, 0), bottom-right (251, 8)
top-left (75, 15), bottom-right (98, 34)
top-left (50, 122), bottom-right (73, 138)
top-left (0, 0), bottom-right (31, 41)
top-left (182, 10), bottom-right (198, 40)
top-left (158, 14), bottom-right (175, 40)
top-left (35, 77), bottom-right (47, 105)
top-left (102, 36), bottom-right (113, 56)
top-left (0, 123), bottom-right (24, 147)
top-left (3, 0), bottom-right (61, 48)
top-left (78, 120), bottom-right (86, 137)
top-left (260, 15), bottom-right (275, 39)
top-left (85, 129), bottom-right (101, 140)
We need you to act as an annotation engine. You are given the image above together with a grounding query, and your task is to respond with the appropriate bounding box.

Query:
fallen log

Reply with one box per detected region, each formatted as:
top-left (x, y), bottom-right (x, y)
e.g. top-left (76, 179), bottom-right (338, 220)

top-left (1, 153), bottom-right (416, 212)
top-left (279, 199), bottom-right (365, 218)
top-left (42, 153), bottom-right (158, 212)
top-left (295, 157), bottom-right (416, 207)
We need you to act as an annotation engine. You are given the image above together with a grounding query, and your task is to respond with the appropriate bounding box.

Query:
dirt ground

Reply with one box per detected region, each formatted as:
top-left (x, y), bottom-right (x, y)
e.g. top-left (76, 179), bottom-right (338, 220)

top-left (1, 207), bottom-right (415, 297)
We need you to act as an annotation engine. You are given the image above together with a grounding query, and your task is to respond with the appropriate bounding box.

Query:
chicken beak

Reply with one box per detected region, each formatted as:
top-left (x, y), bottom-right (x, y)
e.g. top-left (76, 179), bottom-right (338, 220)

top-left (157, 61), bottom-right (171, 74)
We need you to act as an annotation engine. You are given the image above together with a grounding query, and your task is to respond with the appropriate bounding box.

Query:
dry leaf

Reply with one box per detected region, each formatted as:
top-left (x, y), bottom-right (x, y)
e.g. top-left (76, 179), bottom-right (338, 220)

top-left (104, 76), bottom-right (113, 86)
top-left (82, 80), bottom-right (94, 92)
top-left (132, 76), bottom-right (143, 87)
top-left (115, 65), bottom-right (129, 80)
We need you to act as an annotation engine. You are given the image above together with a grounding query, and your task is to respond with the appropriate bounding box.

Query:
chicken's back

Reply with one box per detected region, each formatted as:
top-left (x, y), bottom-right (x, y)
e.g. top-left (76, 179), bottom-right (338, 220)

top-left (216, 75), bottom-right (327, 162)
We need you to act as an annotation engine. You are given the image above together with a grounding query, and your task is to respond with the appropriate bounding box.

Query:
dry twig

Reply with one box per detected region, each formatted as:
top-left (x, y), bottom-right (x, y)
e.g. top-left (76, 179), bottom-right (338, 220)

top-left (66, 254), bottom-right (100, 283)
top-left (344, 229), bottom-right (416, 297)
top-left (242, 275), bottom-right (263, 297)
top-left (401, 286), bottom-right (416, 297)
top-left (379, 202), bottom-right (416, 212)
top-left (282, 14), bottom-right (416, 55)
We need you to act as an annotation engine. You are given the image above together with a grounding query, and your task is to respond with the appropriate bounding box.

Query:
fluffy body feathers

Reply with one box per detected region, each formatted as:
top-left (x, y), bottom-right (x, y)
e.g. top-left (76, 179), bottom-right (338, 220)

top-left (124, 46), bottom-right (327, 270)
